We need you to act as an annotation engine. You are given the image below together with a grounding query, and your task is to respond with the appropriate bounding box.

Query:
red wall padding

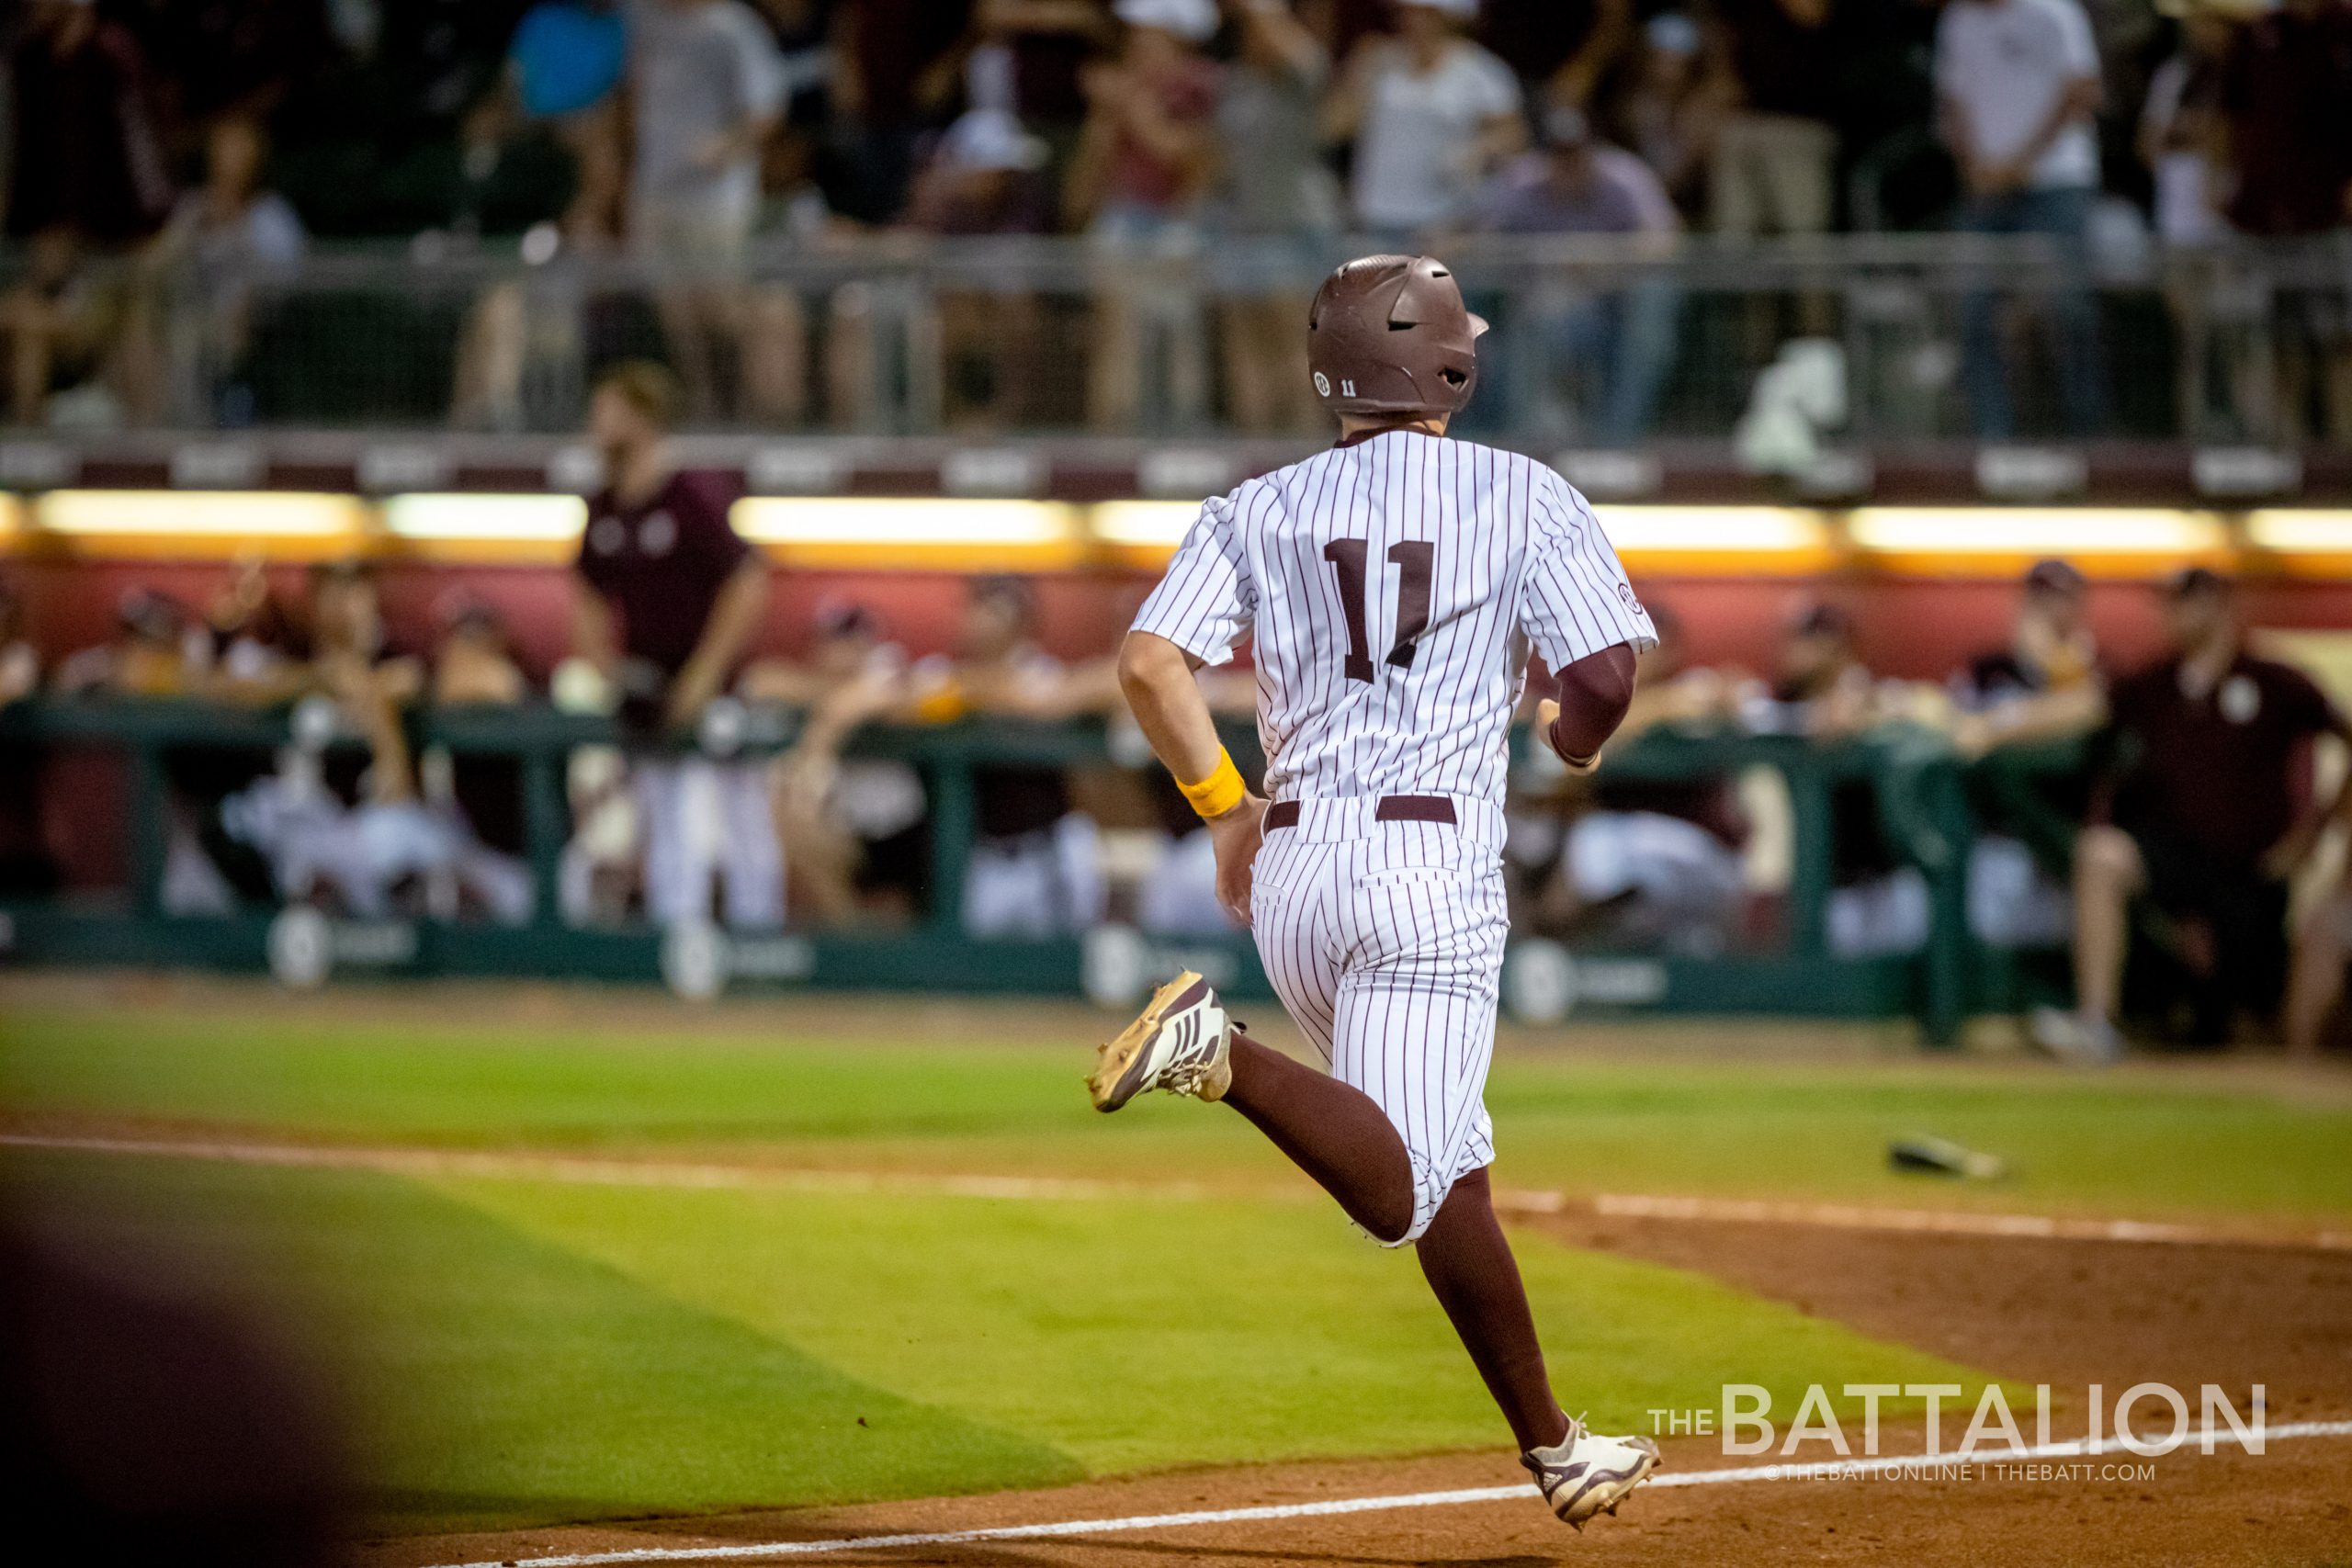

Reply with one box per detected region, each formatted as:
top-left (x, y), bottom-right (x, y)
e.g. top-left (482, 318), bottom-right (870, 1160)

top-left (13, 557), bottom-right (2352, 682)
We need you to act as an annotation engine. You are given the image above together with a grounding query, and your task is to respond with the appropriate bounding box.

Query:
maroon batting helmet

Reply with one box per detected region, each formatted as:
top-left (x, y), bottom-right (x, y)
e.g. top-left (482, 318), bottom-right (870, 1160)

top-left (1306, 254), bottom-right (1488, 420)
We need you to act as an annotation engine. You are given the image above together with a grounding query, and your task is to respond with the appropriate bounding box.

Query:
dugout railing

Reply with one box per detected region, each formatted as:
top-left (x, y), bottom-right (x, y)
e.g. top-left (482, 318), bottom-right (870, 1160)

top-left (0, 697), bottom-right (2073, 1042)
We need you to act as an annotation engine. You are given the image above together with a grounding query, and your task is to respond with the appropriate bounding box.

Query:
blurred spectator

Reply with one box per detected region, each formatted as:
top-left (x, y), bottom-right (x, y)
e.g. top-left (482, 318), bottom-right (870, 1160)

top-left (910, 110), bottom-right (1057, 234)
top-left (1328, 0), bottom-right (1524, 242)
top-left (417, 596), bottom-right (536, 921)
top-left (2221, 0), bottom-right (2352, 238)
top-left (1946, 558), bottom-right (2100, 950)
top-left (2222, 0), bottom-right (2352, 445)
top-left (1212, 0), bottom-right (1339, 435)
top-left (507, 0), bottom-right (630, 243)
top-left (204, 555), bottom-right (311, 699)
top-left (264, 0), bottom-right (530, 240)
top-left (972, 1), bottom-right (1117, 176)
top-left (156, 563), bottom-right (308, 910)
top-left (1755, 601), bottom-right (1937, 956)
top-left (1609, 12), bottom-right (1727, 221)
top-left (154, 118), bottom-right (308, 304)
top-left (628, 0), bottom-right (788, 420)
top-left (187, 561), bottom-right (531, 922)
top-left (1705, 0), bottom-right (1835, 239)
top-left (922, 575), bottom-right (1121, 937)
top-left (572, 360), bottom-right (782, 929)
top-left (2036, 570), bottom-right (2352, 1062)
top-left (831, 0), bottom-right (979, 224)
top-left (443, 70), bottom-right (611, 433)
top-left (744, 598), bottom-right (928, 925)
top-left (306, 558), bottom-right (425, 808)
top-left (1478, 105), bottom-right (1680, 446)
top-left (1822, 0), bottom-right (1944, 231)
top-left (431, 597), bottom-right (531, 706)
top-left (1512, 608), bottom-right (1747, 954)
top-left (2138, 6), bottom-right (2234, 248)
top-left (1070, 0), bottom-right (1222, 431)
top-left (757, 122), bottom-right (850, 243)
top-left (2141, 7), bottom-right (2248, 440)
top-left (1936, 0), bottom-right (2109, 439)
top-left (151, 117), bottom-right (308, 425)
top-left (1759, 600), bottom-right (1875, 736)
top-left (1, 225), bottom-right (161, 429)
top-left (1477, 0), bottom-right (1631, 108)
top-left (906, 109), bottom-right (1057, 428)
top-left (4, 0), bottom-right (175, 250)
top-left (54, 589), bottom-right (207, 695)
top-left (1948, 557), bottom-right (2105, 756)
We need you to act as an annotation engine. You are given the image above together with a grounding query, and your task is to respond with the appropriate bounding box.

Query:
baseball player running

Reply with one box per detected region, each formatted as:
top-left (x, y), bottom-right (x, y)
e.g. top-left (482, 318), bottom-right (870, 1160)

top-left (1091, 255), bottom-right (1661, 1529)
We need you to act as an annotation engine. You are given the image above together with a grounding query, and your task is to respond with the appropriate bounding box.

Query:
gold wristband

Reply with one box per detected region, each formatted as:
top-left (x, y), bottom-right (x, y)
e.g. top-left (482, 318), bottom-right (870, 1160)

top-left (1176, 750), bottom-right (1247, 819)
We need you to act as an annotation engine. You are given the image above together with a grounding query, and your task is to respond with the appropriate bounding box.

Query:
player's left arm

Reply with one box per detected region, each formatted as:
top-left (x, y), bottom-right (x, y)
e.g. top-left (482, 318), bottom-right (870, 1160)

top-left (1538, 643), bottom-right (1641, 771)
top-left (1522, 474), bottom-right (1657, 772)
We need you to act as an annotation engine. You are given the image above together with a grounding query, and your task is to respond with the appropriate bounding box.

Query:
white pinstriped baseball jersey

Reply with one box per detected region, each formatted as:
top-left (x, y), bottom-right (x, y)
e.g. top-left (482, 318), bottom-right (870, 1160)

top-left (1131, 428), bottom-right (1656, 807)
top-left (1129, 429), bottom-right (1654, 1247)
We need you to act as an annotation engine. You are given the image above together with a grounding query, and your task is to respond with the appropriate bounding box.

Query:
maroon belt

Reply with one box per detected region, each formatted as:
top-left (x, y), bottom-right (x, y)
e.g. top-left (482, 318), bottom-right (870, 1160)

top-left (1263, 795), bottom-right (1456, 831)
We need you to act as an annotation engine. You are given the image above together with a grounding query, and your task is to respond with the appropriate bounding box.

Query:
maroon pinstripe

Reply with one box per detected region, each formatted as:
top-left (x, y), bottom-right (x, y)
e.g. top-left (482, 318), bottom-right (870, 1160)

top-left (1132, 430), bottom-right (1653, 1242)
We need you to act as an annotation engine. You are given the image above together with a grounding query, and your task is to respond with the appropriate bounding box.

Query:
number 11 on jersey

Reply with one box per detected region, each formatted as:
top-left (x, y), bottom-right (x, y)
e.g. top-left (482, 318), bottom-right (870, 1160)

top-left (1323, 538), bottom-right (1436, 682)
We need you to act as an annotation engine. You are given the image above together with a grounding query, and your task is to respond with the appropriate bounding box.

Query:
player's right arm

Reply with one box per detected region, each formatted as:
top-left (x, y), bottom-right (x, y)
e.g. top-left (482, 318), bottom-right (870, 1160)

top-left (1119, 631), bottom-right (1266, 925)
top-left (1122, 492), bottom-right (1262, 923)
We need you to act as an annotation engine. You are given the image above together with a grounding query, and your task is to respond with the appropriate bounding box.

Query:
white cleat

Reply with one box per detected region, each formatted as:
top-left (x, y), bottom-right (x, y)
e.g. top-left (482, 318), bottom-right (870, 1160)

top-left (1522, 1419), bottom-right (1662, 1531)
top-left (1088, 971), bottom-right (1233, 1112)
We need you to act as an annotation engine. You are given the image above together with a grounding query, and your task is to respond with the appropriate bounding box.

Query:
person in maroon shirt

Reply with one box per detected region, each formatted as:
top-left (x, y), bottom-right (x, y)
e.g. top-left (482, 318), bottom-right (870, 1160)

top-left (573, 361), bottom-right (783, 928)
top-left (2036, 570), bottom-right (2352, 1061)
top-left (2219, 0), bottom-right (2352, 444)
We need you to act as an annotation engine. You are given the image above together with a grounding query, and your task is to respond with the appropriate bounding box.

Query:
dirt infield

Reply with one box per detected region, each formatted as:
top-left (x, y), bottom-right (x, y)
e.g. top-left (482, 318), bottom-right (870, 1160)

top-left (363, 1216), bottom-right (2352, 1568)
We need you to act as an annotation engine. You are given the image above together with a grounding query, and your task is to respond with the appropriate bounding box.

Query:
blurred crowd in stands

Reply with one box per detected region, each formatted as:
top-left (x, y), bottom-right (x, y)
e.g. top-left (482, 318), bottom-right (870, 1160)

top-left (5, 0), bottom-right (2352, 438)
top-left (6, 357), bottom-right (2352, 1057)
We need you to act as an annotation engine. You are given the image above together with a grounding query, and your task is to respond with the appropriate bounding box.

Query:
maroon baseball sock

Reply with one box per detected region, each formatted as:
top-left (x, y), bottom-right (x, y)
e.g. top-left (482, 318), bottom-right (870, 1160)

top-left (1415, 1168), bottom-right (1571, 1453)
top-left (1223, 1031), bottom-right (1416, 1243)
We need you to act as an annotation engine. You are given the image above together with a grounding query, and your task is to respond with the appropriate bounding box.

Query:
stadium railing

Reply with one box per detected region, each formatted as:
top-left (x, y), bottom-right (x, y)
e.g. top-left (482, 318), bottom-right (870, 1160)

top-left (13, 232), bottom-right (2351, 446)
top-left (0, 695), bottom-right (2072, 1041)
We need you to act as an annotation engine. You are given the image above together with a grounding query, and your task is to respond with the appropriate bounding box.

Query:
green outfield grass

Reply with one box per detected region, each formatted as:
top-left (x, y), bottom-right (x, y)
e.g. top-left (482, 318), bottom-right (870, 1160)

top-left (2, 996), bottom-right (2345, 1533)
top-left (6, 1001), bottom-right (2349, 1221)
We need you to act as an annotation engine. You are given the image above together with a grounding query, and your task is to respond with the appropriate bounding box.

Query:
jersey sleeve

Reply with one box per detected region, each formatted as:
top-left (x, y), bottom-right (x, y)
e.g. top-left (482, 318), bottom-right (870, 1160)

top-left (1518, 470), bottom-right (1657, 671)
top-left (1130, 492), bottom-right (1256, 665)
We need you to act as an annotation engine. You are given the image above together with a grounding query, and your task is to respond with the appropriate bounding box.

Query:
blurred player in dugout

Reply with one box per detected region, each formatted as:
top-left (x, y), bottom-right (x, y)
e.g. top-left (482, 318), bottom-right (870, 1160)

top-left (572, 360), bottom-right (782, 929)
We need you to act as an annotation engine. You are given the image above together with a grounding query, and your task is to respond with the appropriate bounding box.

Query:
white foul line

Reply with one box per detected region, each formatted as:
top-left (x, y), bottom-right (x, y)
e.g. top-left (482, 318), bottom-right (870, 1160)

top-left (420, 1420), bottom-right (2352, 1568)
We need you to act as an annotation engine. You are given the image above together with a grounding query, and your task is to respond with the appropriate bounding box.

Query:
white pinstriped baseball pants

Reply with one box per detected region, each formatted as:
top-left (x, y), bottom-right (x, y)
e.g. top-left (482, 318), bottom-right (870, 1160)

top-left (1249, 795), bottom-right (1509, 1247)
